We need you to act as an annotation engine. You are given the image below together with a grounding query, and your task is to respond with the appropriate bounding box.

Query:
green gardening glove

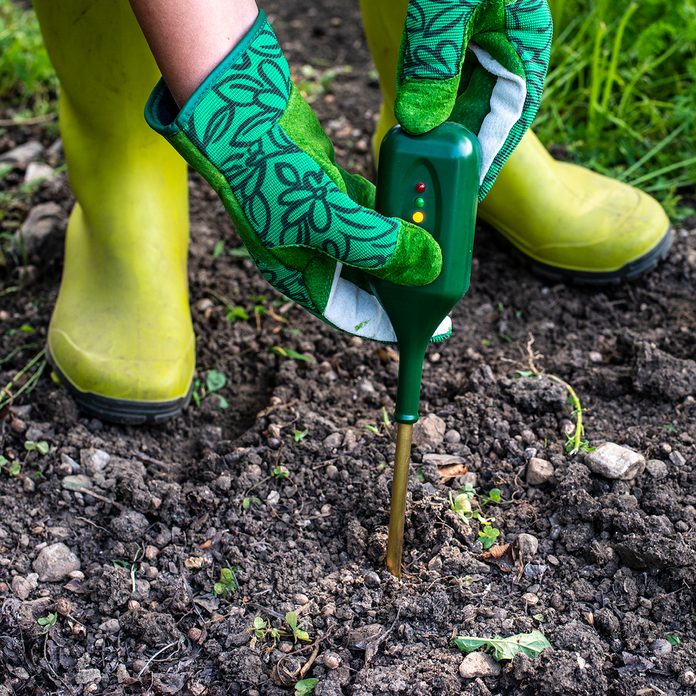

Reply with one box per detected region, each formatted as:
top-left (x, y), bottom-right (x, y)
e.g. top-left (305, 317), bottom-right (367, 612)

top-left (396, 0), bottom-right (553, 199)
top-left (146, 11), bottom-right (450, 344)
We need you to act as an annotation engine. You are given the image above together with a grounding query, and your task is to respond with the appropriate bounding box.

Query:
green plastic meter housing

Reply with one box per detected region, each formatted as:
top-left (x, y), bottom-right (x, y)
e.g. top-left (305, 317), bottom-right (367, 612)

top-left (371, 124), bottom-right (481, 424)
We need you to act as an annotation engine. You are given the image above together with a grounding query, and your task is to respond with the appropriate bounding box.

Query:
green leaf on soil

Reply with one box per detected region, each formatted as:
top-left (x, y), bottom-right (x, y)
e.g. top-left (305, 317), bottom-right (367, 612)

top-left (213, 567), bottom-right (238, 598)
top-left (666, 633), bottom-right (681, 647)
top-left (478, 525), bottom-right (501, 549)
top-left (206, 370), bottom-right (227, 393)
top-left (269, 346), bottom-right (313, 362)
top-left (37, 612), bottom-right (58, 633)
top-left (226, 305), bottom-right (250, 323)
top-left (487, 488), bottom-right (502, 504)
top-left (295, 678), bottom-right (319, 695)
top-left (454, 630), bottom-right (552, 661)
top-left (293, 429), bottom-right (309, 443)
top-left (215, 395), bottom-right (229, 410)
top-left (24, 440), bottom-right (49, 455)
top-left (213, 240), bottom-right (225, 259)
top-left (273, 465), bottom-right (290, 479)
top-left (228, 246), bottom-right (250, 259)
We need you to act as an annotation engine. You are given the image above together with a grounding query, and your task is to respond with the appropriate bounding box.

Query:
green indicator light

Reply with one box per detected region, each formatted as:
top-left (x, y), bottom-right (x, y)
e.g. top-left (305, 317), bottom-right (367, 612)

top-left (415, 197), bottom-right (425, 208)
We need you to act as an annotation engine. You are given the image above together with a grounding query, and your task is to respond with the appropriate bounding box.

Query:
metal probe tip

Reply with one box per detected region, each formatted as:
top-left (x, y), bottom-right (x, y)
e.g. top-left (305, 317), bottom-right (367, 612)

top-left (386, 423), bottom-right (414, 578)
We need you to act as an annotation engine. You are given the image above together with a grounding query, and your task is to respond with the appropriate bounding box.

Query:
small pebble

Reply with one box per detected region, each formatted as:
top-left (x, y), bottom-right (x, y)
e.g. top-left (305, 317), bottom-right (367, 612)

top-left (670, 451), bottom-right (686, 467)
top-left (33, 543), bottom-right (81, 582)
top-left (0, 140), bottom-right (44, 166)
top-left (459, 652), bottom-right (501, 679)
top-left (55, 597), bottom-right (72, 615)
top-left (324, 433), bottom-right (343, 449)
top-left (646, 459), bottom-right (668, 479)
top-left (585, 443), bottom-right (646, 480)
top-left (326, 464), bottom-right (339, 480)
top-left (76, 669), bottom-right (101, 685)
top-left (323, 652), bottom-right (341, 669)
top-left (526, 458), bottom-right (554, 485)
top-left (412, 413), bottom-right (446, 448)
top-left (363, 571), bottom-right (381, 589)
top-left (522, 593), bottom-right (539, 606)
top-left (99, 619), bottom-right (121, 634)
top-left (650, 639), bottom-right (672, 657)
top-left (294, 593), bottom-right (310, 605)
top-left (516, 533), bottom-right (539, 559)
top-left (444, 429), bottom-right (461, 444)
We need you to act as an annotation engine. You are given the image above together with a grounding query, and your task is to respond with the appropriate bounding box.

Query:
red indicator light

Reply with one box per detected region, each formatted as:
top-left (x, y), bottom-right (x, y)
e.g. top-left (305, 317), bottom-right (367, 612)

top-left (416, 182), bottom-right (426, 193)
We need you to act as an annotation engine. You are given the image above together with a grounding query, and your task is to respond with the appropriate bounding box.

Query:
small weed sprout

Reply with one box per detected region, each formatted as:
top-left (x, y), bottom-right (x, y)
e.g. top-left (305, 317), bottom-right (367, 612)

top-left (666, 633), bottom-right (681, 647)
top-left (37, 612), bottom-right (58, 634)
top-left (272, 465), bottom-right (290, 480)
top-left (252, 616), bottom-right (281, 645)
top-left (450, 484), bottom-right (503, 550)
top-left (518, 334), bottom-right (593, 456)
top-left (295, 678), bottom-right (319, 696)
top-left (284, 611), bottom-right (310, 643)
top-left (191, 369), bottom-right (229, 410)
top-left (0, 454), bottom-right (21, 477)
top-left (24, 440), bottom-right (49, 455)
top-left (213, 567), bottom-right (238, 599)
top-left (242, 496), bottom-right (262, 511)
top-left (293, 429), bottom-right (309, 443)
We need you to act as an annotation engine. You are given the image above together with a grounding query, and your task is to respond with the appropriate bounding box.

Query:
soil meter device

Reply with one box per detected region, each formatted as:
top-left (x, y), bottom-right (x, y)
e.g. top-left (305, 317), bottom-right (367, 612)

top-left (372, 124), bottom-right (481, 578)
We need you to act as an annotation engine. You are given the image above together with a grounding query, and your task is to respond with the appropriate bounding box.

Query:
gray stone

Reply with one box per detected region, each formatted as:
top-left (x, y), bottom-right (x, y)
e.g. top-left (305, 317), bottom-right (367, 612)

top-left (526, 457), bottom-right (554, 485)
top-left (422, 453), bottom-right (466, 466)
top-left (650, 638), bottom-right (672, 657)
top-left (326, 464), bottom-right (339, 480)
top-left (76, 669), bottom-right (101, 685)
top-left (0, 140), bottom-right (43, 167)
top-left (444, 429), bottom-right (461, 444)
top-left (62, 474), bottom-right (92, 492)
top-left (348, 624), bottom-right (384, 649)
top-left (585, 443), bottom-right (646, 480)
top-left (458, 652), bottom-right (501, 679)
top-left (515, 533), bottom-right (539, 559)
top-left (16, 202), bottom-right (64, 255)
top-left (33, 543), bottom-right (81, 582)
top-left (412, 413), bottom-right (446, 448)
top-left (99, 618), bottom-right (121, 634)
top-left (80, 448), bottom-right (110, 474)
top-left (24, 162), bottom-right (55, 184)
top-left (11, 575), bottom-right (36, 600)
top-left (111, 510), bottom-right (149, 542)
top-left (323, 652), bottom-right (341, 669)
top-left (670, 451), bottom-right (686, 467)
top-left (323, 433), bottom-right (343, 449)
top-left (646, 459), bottom-right (668, 479)
top-left (363, 571), bottom-right (381, 589)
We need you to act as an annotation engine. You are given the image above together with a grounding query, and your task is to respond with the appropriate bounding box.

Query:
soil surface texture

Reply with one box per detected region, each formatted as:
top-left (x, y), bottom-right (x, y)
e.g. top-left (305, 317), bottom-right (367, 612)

top-left (1, 1), bottom-right (696, 695)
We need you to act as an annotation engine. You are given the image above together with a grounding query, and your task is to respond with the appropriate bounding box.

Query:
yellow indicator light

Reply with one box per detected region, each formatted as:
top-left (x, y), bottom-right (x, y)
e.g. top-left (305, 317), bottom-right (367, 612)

top-left (412, 211), bottom-right (425, 224)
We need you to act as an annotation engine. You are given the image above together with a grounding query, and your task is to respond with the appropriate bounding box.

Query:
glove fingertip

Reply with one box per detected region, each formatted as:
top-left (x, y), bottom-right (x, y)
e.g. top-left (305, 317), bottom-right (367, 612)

top-left (395, 78), bottom-right (458, 135)
top-left (374, 220), bottom-right (442, 286)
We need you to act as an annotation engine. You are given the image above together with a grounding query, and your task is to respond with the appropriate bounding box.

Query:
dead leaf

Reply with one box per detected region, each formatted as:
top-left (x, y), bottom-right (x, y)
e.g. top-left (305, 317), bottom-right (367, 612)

top-left (480, 543), bottom-right (515, 573)
top-left (184, 556), bottom-right (205, 569)
top-left (375, 347), bottom-right (399, 363)
top-left (437, 463), bottom-right (469, 481)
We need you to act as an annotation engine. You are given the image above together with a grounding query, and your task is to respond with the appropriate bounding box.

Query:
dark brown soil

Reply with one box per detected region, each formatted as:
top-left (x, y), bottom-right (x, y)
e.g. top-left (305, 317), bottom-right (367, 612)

top-left (1, 2), bottom-right (696, 695)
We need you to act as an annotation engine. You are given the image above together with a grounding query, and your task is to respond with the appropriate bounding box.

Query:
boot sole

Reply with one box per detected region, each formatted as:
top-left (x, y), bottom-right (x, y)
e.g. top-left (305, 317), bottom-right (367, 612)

top-left (489, 225), bottom-right (674, 286)
top-left (47, 349), bottom-right (192, 425)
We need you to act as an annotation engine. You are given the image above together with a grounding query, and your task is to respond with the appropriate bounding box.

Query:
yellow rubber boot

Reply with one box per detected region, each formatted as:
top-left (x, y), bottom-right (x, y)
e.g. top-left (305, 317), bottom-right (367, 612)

top-left (34, 0), bottom-right (195, 423)
top-left (360, 0), bottom-right (673, 283)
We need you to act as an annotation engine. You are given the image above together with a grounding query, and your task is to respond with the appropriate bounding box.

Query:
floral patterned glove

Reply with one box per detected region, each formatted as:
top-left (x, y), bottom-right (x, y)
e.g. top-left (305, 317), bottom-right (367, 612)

top-left (146, 11), bottom-right (449, 343)
top-left (397, 0), bottom-right (553, 199)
